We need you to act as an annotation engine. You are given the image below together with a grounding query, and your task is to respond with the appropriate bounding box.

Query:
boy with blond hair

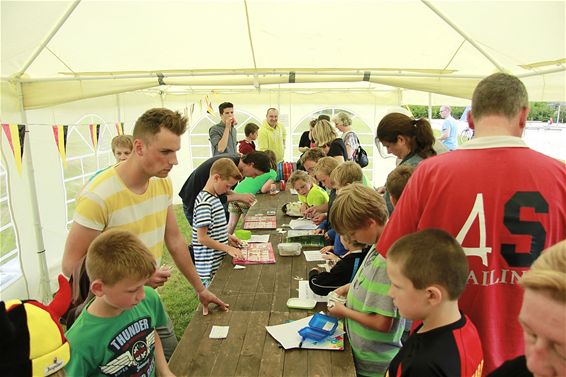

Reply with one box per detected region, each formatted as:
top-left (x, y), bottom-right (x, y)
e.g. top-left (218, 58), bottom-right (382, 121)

top-left (327, 183), bottom-right (404, 376)
top-left (110, 135), bottom-right (133, 162)
top-left (386, 228), bottom-right (484, 376)
top-left (65, 229), bottom-right (173, 377)
top-left (193, 158), bottom-right (245, 287)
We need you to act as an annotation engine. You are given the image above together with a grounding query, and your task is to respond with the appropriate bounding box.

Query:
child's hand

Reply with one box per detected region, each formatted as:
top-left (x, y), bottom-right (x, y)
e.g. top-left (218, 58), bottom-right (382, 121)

top-left (324, 231), bottom-right (331, 241)
top-left (226, 246), bottom-right (244, 260)
top-left (377, 186), bottom-right (386, 195)
top-left (237, 193), bottom-right (256, 205)
top-left (314, 228), bottom-right (324, 235)
top-left (320, 245), bottom-right (334, 254)
top-left (304, 206), bottom-right (317, 218)
top-left (322, 252), bottom-right (340, 262)
top-left (327, 301), bottom-right (346, 318)
top-left (334, 284), bottom-right (350, 297)
top-left (312, 213), bottom-right (326, 225)
top-left (300, 203), bottom-right (308, 214)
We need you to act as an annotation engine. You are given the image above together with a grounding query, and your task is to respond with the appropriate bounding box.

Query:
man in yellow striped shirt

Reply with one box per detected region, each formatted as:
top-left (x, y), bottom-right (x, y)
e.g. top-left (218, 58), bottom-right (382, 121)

top-left (62, 108), bottom-right (228, 359)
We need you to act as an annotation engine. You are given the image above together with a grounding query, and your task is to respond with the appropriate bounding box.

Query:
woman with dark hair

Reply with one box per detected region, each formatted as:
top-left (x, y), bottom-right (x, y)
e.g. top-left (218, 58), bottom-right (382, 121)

top-left (311, 119), bottom-right (348, 163)
top-left (375, 112), bottom-right (437, 213)
top-left (298, 119), bottom-right (316, 154)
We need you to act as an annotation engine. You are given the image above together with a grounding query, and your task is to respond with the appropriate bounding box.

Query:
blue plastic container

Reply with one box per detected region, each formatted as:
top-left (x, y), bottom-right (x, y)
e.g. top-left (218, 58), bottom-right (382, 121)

top-left (298, 313), bottom-right (338, 342)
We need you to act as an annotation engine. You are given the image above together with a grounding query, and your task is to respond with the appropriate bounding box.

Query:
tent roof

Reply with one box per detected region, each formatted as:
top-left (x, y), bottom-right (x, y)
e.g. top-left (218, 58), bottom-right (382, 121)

top-left (2, 0), bottom-right (565, 108)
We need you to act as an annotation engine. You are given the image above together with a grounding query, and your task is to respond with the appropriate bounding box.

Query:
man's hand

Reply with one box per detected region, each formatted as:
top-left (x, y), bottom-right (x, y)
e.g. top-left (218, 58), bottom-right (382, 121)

top-left (198, 288), bottom-right (229, 315)
top-left (236, 193), bottom-right (256, 205)
top-left (228, 234), bottom-right (242, 247)
top-left (148, 266), bottom-right (172, 288)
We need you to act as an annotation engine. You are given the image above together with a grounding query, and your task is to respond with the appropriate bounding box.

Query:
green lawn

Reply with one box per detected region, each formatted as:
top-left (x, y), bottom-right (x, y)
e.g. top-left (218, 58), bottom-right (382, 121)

top-left (158, 204), bottom-right (199, 339)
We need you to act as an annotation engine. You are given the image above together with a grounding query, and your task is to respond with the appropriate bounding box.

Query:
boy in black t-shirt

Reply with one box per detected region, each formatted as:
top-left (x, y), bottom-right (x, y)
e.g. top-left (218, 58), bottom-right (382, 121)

top-left (385, 229), bottom-right (484, 377)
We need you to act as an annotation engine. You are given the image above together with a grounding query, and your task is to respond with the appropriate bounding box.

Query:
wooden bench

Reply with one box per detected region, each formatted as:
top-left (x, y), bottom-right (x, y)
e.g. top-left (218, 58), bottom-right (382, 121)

top-left (169, 190), bottom-right (356, 377)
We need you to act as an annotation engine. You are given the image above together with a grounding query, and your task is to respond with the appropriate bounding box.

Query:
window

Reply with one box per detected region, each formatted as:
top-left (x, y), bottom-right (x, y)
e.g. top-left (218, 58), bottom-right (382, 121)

top-left (0, 160), bottom-right (22, 288)
top-left (62, 123), bottom-right (116, 229)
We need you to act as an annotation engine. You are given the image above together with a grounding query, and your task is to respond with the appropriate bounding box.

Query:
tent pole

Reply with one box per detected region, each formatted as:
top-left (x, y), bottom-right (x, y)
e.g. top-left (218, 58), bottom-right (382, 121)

top-left (421, 0), bottom-right (504, 72)
top-left (15, 81), bottom-right (52, 302)
top-left (428, 93), bottom-right (432, 121)
top-left (15, 0), bottom-right (82, 78)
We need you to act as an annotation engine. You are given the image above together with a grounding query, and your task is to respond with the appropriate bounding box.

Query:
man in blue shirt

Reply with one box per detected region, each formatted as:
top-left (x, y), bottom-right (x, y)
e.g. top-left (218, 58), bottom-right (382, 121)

top-left (439, 105), bottom-right (459, 150)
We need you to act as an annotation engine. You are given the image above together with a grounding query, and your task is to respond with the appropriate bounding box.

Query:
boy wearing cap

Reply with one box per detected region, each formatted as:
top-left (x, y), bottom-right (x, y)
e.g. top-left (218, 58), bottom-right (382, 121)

top-left (65, 229), bottom-right (173, 377)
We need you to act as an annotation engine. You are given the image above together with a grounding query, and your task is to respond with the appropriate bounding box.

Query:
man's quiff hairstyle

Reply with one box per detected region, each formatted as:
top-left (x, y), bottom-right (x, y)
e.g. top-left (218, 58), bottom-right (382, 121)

top-left (300, 147), bottom-right (325, 164)
top-left (521, 240), bottom-right (566, 303)
top-left (471, 73), bottom-right (528, 121)
top-left (329, 183), bottom-right (388, 236)
top-left (313, 157), bottom-right (340, 177)
top-left (219, 102), bottom-right (234, 115)
top-left (86, 229), bottom-right (156, 285)
top-left (210, 158), bottom-right (243, 181)
top-left (133, 108), bottom-right (187, 142)
top-left (387, 229), bottom-right (469, 300)
top-left (385, 165), bottom-right (415, 202)
top-left (330, 161), bottom-right (363, 187)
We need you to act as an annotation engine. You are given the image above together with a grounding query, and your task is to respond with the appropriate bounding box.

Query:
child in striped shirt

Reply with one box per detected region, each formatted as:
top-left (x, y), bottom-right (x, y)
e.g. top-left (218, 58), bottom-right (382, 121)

top-left (192, 158), bottom-right (245, 287)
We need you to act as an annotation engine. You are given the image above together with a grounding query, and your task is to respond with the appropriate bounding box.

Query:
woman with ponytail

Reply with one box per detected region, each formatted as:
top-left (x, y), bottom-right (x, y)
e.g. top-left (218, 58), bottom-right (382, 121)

top-left (375, 113), bottom-right (438, 213)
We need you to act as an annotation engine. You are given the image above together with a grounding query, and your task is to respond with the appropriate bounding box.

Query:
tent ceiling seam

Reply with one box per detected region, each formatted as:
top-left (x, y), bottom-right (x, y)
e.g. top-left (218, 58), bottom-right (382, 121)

top-left (442, 40), bottom-right (466, 72)
top-left (243, 0), bottom-right (259, 90)
top-left (421, 0), bottom-right (504, 72)
top-left (15, 0), bottom-right (82, 79)
top-left (45, 46), bottom-right (76, 76)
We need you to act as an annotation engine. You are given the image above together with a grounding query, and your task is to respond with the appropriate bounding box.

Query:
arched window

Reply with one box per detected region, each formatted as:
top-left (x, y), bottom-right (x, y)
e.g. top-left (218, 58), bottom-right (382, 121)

top-left (292, 108), bottom-right (375, 183)
top-left (187, 110), bottom-right (261, 170)
top-left (0, 160), bottom-right (21, 288)
top-left (61, 118), bottom-right (117, 229)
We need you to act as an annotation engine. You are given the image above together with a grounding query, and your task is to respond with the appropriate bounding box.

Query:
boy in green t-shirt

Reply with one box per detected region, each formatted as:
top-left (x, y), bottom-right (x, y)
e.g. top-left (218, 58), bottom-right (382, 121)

top-left (327, 183), bottom-right (404, 377)
top-left (227, 150), bottom-right (277, 234)
top-left (65, 229), bottom-right (172, 377)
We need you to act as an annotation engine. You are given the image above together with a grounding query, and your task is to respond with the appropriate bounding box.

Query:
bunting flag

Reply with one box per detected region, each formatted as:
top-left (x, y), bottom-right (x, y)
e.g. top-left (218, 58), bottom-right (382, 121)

top-left (52, 125), bottom-right (68, 168)
top-left (115, 122), bottom-right (124, 135)
top-left (206, 95), bottom-right (214, 115)
top-left (89, 124), bottom-right (100, 149)
top-left (1, 124), bottom-right (25, 175)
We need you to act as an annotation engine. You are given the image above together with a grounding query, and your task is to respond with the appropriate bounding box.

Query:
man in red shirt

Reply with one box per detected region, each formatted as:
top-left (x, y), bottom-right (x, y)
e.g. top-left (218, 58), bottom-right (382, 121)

top-left (376, 73), bottom-right (566, 374)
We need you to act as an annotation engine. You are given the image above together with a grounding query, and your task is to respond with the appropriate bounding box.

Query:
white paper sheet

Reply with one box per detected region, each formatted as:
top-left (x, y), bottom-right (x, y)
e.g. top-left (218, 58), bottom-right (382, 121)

top-left (289, 219), bottom-right (317, 230)
top-left (298, 280), bottom-right (328, 302)
top-left (290, 189), bottom-right (298, 195)
top-left (248, 234), bottom-right (270, 243)
top-left (303, 250), bottom-right (326, 262)
top-left (265, 315), bottom-right (344, 350)
top-left (209, 326), bottom-right (229, 339)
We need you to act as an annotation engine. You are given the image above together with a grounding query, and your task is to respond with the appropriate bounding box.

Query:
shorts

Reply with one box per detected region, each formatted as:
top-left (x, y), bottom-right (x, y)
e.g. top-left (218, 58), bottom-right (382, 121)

top-left (228, 201), bottom-right (251, 215)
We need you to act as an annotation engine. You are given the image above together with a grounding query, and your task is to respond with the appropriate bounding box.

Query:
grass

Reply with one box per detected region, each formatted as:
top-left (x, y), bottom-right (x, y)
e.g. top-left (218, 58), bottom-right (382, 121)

top-left (158, 204), bottom-right (199, 339)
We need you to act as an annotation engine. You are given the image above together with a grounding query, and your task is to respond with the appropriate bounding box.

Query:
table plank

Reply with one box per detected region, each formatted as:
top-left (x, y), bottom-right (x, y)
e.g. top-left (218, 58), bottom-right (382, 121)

top-left (171, 190), bottom-right (356, 377)
top-left (234, 311), bottom-right (270, 377)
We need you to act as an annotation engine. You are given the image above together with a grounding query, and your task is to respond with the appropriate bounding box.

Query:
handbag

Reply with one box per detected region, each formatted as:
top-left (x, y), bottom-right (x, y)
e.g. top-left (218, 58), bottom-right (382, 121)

top-left (353, 135), bottom-right (369, 168)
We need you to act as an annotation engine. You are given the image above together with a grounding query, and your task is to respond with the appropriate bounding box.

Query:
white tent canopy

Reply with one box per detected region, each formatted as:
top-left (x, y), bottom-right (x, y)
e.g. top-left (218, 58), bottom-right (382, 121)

top-left (0, 1), bottom-right (565, 302)
top-left (2, 0), bottom-right (565, 109)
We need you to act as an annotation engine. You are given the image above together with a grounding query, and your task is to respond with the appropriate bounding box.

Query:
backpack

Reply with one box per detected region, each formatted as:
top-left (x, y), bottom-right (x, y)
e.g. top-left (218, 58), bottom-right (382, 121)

top-left (353, 135), bottom-right (369, 168)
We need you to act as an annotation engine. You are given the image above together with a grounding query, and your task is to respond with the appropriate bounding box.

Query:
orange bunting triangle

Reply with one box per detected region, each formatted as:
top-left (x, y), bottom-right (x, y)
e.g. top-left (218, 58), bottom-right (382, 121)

top-left (52, 125), bottom-right (68, 168)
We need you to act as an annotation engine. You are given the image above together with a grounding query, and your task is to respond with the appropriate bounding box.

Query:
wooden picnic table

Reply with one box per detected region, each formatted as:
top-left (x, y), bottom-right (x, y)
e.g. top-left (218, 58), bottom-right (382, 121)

top-left (169, 189), bottom-right (356, 377)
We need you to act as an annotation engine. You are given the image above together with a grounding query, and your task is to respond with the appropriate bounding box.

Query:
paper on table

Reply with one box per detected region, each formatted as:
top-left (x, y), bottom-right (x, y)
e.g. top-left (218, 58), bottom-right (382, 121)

top-left (303, 250), bottom-right (326, 262)
top-left (299, 280), bottom-right (328, 302)
top-left (290, 188), bottom-right (298, 195)
top-left (248, 234), bottom-right (270, 243)
top-left (265, 314), bottom-right (344, 350)
top-left (209, 325), bottom-right (229, 339)
top-left (289, 218), bottom-right (318, 230)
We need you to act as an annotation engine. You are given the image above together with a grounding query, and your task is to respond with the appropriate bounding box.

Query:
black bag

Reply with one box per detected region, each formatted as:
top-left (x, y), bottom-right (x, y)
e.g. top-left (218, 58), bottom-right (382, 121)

top-left (353, 135), bottom-right (369, 167)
